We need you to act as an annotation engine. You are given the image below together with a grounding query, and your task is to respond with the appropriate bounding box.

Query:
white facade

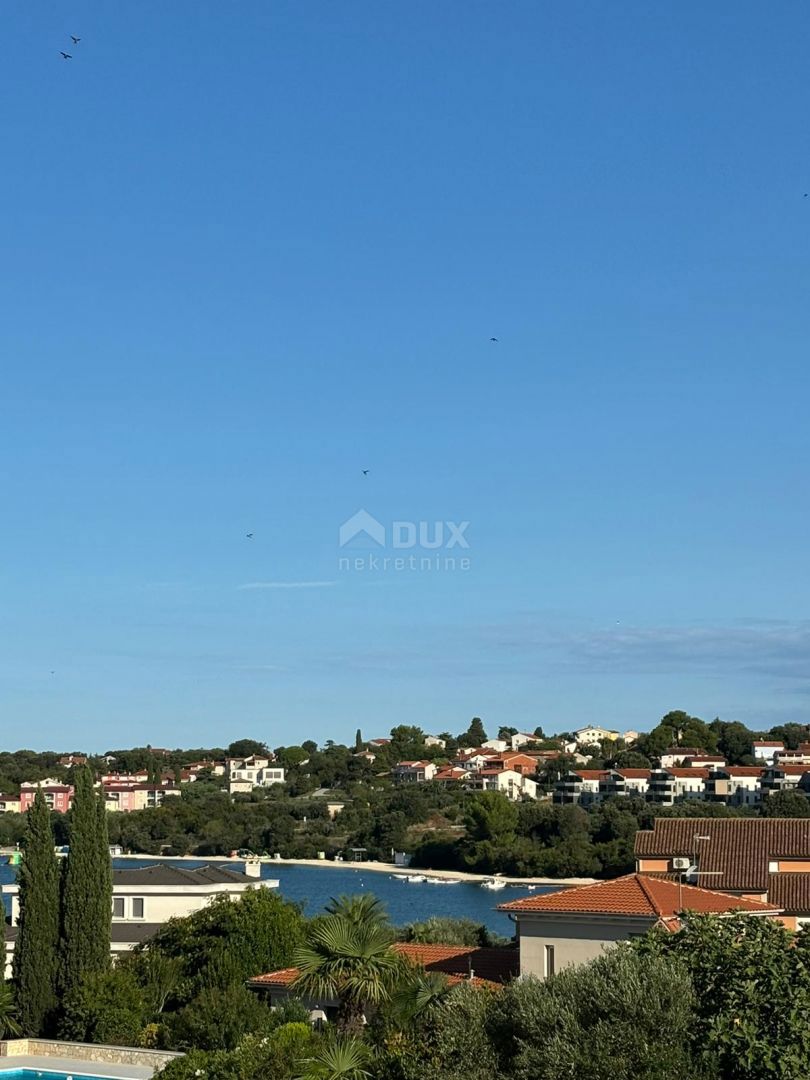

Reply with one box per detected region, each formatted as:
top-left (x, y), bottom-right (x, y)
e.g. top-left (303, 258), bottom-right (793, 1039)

top-left (468, 769), bottom-right (538, 800)
top-left (423, 735), bottom-right (447, 748)
top-left (228, 756), bottom-right (285, 794)
top-left (482, 738), bottom-right (509, 752)
top-left (575, 726), bottom-right (619, 746)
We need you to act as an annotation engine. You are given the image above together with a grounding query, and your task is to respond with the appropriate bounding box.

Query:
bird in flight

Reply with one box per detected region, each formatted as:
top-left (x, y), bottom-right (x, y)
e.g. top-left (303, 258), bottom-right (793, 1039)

top-left (71, 36), bottom-right (81, 44)
top-left (490, 337), bottom-right (499, 343)
top-left (60, 51), bottom-right (72, 59)
top-left (362, 469), bottom-right (369, 476)
top-left (246, 532), bottom-right (254, 539)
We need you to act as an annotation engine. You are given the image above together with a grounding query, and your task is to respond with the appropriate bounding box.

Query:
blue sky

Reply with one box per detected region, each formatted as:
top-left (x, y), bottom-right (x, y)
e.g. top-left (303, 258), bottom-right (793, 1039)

top-left (2, 1), bottom-right (810, 750)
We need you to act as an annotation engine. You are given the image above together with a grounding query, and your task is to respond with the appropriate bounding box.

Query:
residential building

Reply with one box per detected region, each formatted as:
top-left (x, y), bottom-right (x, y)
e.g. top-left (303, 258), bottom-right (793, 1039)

top-left (103, 783), bottom-right (182, 812)
top-left (498, 873), bottom-right (781, 978)
top-left (761, 764), bottom-right (810, 795)
top-left (635, 817), bottom-right (810, 927)
top-left (683, 754), bottom-right (726, 769)
top-left (423, 735), bottom-right (447, 749)
top-left (705, 767), bottom-right (764, 807)
top-left (753, 741), bottom-right (784, 763)
top-left (433, 766), bottom-right (467, 785)
top-left (392, 761), bottom-right (438, 783)
top-left (466, 768), bottom-right (537, 801)
top-left (622, 730), bottom-right (640, 745)
top-left (509, 732), bottom-right (540, 751)
top-left (775, 744), bottom-right (810, 766)
top-left (482, 738), bottom-right (509, 752)
top-left (485, 752), bottom-right (538, 776)
top-left (553, 770), bottom-right (608, 806)
top-left (353, 749), bottom-right (377, 763)
top-left (647, 768), bottom-right (709, 805)
top-left (658, 747), bottom-right (704, 769)
top-left (0, 794), bottom-right (21, 814)
top-left (58, 754), bottom-right (87, 767)
top-left (3, 862), bottom-right (274, 977)
top-left (247, 942), bottom-right (518, 1011)
top-left (599, 768), bottom-right (651, 799)
top-left (227, 756), bottom-right (285, 794)
top-left (368, 738), bottom-right (391, 748)
top-left (452, 750), bottom-right (497, 772)
top-left (574, 726), bottom-right (619, 746)
top-left (19, 782), bottom-right (73, 814)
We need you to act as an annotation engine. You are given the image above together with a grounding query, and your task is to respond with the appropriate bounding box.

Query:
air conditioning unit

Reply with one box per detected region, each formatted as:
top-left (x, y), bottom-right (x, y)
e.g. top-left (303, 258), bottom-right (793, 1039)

top-left (672, 857), bottom-right (691, 870)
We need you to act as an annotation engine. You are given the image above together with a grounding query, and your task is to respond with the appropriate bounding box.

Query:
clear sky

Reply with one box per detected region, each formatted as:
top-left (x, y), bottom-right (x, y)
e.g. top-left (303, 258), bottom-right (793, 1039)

top-left (2, 1), bottom-right (810, 751)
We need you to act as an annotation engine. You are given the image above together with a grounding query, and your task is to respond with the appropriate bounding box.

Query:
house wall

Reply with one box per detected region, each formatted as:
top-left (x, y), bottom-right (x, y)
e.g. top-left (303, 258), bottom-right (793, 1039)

top-left (516, 915), bottom-right (654, 977)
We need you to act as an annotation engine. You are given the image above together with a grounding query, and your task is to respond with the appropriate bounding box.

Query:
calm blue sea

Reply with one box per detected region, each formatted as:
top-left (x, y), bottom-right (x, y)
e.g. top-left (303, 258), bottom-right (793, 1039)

top-left (0, 858), bottom-right (556, 934)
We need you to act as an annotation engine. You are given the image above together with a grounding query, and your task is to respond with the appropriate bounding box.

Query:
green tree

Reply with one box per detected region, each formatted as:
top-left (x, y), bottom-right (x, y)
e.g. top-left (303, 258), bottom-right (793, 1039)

top-left (399, 917), bottom-right (499, 947)
top-left (465, 792), bottom-right (519, 843)
top-left (762, 789), bottom-right (810, 817)
top-left (0, 983), bottom-right (22, 1039)
top-left (638, 913), bottom-right (810, 1080)
top-left (60, 967), bottom-right (147, 1046)
top-left (168, 983), bottom-right (275, 1050)
top-left (487, 946), bottom-right (698, 1080)
top-left (457, 718), bottom-right (487, 749)
top-left (295, 1035), bottom-right (374, 1080)
top-left (227, 739), bottom-right (269, 758)
top-left (355, 729), bottom-right (364, 751)
top-left (59, 768), bottom-right (112, 1001)
top-left (144, 888), bottom-right (305, 1002)
top-left (13, 789), bottom-right (60, 1035)
top-left (292, 908), bottom-right (402, 1034)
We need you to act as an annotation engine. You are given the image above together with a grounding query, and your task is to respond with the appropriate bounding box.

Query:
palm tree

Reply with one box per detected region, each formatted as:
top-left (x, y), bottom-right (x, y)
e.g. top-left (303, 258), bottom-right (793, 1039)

top-left (294, 1035), bottom-right (373, 1080)
top-left (324, 894), bottom-right (387, 926)
top-left (387, 969), bottom-right (451, 1029)
top-left (0, 983), bottom-right (22, 1039)
top-left (292, 912), bottom-right (401, 1034)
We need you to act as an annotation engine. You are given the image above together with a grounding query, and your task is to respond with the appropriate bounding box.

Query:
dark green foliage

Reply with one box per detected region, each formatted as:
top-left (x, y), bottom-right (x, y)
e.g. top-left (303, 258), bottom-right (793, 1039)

top-left (160, 1020), bottom-right (315, 1074)
top-left (0, 983), bottom-right (22, 1039)
top-left (59, 768), bottom-right (112, 1000)
top-left (487, 947), bottom-right (699, 1080)
top-left (60, 967), bottom-right (148, 1046)
top-left (457, 718), bottom-right (487, 749)
top-left (378, 983), bottom-right (498, 1080)
top-left (398, 916), bottom-right (507, 947)
top-left (167, 984), bottom-right (276, 1050)
top-left (143, 887), bottom-right (305, 1002)
top-left (637, 914), bottom-right (810, 1080)
top-left (762, 789), bottom-right (810, 817)
top-left (227, 739), bottom-right (269, 758)
top-left (13, 789), bottom-right (60, 1035)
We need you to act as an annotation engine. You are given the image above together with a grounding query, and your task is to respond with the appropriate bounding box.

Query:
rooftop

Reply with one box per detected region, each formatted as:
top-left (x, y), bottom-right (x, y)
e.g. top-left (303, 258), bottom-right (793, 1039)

top-left (497, 872), bottom-right (781, 924)
top-left (635, 818), bottom-right (810, 890)
top-left (111, 863), bottom-right (252, 887)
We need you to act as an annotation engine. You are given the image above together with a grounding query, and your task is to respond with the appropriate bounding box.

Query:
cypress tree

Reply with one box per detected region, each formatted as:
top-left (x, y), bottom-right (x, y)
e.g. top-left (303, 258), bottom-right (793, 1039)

top-left (59, 768), bottom-right (112, 1000)
top-left (13, 790), bottom-right (60, 1035)
top-left (354, 728), bottom-right (364, 751)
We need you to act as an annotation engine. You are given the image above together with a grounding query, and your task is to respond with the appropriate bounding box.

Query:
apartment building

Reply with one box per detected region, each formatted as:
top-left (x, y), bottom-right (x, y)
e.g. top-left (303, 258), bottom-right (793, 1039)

top-left (103, 783), bottom-right (182, 812)
top-left (19, 781), bottom-right (73, 813)
top-left (647, 767), bottom-right (710, 805)
top-left (393, 761), bottom-right (438, 783)
top-left (466, 768), bottom-right (537, 801)
top-left (599, 768), bottom-right (650, 799)
top-left (227, 755), bottom-right (286, 794)
top-left (553, 770), bottom-right (608, 806)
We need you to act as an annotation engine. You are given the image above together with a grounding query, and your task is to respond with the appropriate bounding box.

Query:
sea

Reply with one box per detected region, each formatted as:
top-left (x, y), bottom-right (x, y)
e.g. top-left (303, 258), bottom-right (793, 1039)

top-left (0, 858), bottom-right (557, 935)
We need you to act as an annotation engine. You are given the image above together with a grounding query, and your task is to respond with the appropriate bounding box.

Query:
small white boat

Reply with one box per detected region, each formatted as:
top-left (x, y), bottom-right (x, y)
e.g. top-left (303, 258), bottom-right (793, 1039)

top-left (406, 874), bottom-right (427, 883)
top-left (481, 876), bottom-right (507, 890)
top-left (391, 874), bottom-right (411, 880)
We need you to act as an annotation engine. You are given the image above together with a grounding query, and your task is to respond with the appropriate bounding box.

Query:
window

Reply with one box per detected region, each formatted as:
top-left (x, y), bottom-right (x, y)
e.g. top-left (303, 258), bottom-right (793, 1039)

top-left (544, 944), bottom-right (555, 978)
top-left (112, 897), bottom-right (125, 918)
top-left (132, 897), bottom-right (144, 919)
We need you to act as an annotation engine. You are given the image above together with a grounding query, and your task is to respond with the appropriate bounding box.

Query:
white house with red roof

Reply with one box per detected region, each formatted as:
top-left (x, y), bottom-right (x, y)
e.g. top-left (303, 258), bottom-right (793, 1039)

top-left (753, 740), bottom-right (784, 763)
top-left (466, 768), bottom-right (537, 801)
top-left (393, 761), bottom-right (438, 783)
top-left (498, 873), bottom-right (782, 978)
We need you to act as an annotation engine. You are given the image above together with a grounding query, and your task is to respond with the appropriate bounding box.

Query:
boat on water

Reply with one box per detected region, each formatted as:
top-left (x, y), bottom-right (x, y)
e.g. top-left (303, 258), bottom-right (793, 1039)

top-left (481, 876), bottom-right (507, 890)
top-left (406, 874), bottom-right (427, 883)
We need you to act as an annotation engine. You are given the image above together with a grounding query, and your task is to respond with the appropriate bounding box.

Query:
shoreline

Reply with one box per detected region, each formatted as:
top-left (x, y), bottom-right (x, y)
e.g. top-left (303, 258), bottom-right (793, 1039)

top-left (109, 852), bottom-right (594, 887)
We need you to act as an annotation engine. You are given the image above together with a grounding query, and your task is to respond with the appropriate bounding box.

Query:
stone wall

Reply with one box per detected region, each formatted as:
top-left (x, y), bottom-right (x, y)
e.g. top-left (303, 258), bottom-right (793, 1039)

top-left (0, 1038), bottom-right (182, 1071)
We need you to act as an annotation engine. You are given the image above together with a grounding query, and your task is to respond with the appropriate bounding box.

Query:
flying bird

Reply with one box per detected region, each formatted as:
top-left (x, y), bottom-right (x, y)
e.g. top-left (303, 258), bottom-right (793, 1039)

top-left (60, 51), bottom-right (72, 59)
top-left (246, 533), bottom-right (254, 539)
top-left (71, 36), bottom-right (81, 44)
top-left (362, 469), bottom-right (369, 476)
top-left (490, 337), bottom-right (499, 342)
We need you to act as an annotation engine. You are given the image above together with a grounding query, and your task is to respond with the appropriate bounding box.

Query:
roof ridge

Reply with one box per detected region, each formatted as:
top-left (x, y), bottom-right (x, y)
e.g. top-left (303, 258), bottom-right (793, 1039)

top-left (635, 874), bottom-right (665, 916)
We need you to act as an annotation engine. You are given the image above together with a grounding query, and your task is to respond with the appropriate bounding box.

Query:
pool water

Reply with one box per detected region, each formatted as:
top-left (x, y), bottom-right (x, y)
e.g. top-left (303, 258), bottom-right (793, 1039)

top-left (0, 1071), bottom-right (121, 1080)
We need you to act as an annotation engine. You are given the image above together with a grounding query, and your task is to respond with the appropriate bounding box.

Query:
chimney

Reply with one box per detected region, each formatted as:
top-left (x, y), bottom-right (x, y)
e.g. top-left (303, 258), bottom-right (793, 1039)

top-left (244, 857), bottom-right (261, 878)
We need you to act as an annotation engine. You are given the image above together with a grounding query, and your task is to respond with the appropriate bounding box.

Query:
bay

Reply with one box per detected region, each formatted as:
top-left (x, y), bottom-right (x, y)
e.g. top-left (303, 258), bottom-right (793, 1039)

top-left (1, 858), bottom-right (559, 935)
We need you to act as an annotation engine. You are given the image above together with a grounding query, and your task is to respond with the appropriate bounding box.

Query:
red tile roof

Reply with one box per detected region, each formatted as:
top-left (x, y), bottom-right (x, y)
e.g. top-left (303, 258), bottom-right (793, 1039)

top-left (610, 769), bottom-right (651, 779)
top-left (719, 767), bottom-right (764, 777)
top-left (635, 818), bottom-right (810, 891)
top-left (248, 943), bottom-right (518, 990)
top-left (766, 873), bottom-right (810, 912)
top-left (573, 770), bottom-right (609, 780)
top-left (497, 873), bottom-right (781, 920)
top-left (660, 768), bottom-right (710, 779)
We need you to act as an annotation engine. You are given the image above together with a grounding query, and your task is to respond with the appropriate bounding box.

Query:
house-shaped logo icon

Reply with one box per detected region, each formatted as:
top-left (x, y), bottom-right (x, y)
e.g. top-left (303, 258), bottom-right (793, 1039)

top-left (339, 509), bottom-right (386, 548)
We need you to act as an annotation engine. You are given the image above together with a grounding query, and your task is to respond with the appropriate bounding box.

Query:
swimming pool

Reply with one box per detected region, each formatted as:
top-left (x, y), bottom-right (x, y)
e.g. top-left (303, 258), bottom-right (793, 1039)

top-left (0, 1071), bottom-right (122, 1080)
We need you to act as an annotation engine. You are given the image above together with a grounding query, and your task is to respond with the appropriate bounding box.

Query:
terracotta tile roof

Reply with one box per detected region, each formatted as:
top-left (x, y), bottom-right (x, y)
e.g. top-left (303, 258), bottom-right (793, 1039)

top-left (766, 873), bottom-right (810, 913)
top-left (659, 768), bottom-right (710, 779)
top-left (609, 769), bottom-right (651, 779)
top-left (662, 747), bottom-right (703, 756)
top-left (754, 741), bottom-right (784, 747)
top-left (769, 765), bottom-right (810, 775)
top-left (719, 767), bottom-right (764, 777)
top-left (573, 770), bottom-right (609, 780)
top-left (635, 818), bottom-right (810, 891)
top-left (248, 943), bottom-right (518, 990)
top-left (497, 873), bottom-right (781, 919)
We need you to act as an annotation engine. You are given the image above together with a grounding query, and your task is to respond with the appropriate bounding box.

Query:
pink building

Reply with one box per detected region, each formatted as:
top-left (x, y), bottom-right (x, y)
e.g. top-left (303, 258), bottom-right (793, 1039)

top-left (19, 783), bottom-right (74, 813)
